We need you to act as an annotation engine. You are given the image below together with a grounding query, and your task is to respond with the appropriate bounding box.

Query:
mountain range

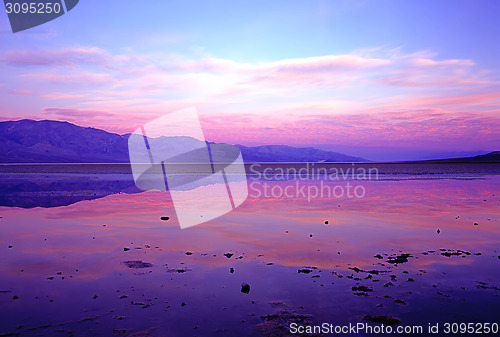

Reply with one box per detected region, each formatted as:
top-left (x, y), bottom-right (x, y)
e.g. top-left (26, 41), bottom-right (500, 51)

top-left (0, 119), bottom-right (368, 163)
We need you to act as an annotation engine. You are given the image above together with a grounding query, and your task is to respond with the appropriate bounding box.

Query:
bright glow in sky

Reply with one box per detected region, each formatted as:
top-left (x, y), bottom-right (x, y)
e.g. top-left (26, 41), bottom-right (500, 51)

top-left (0, 0), bottom-right (499, 161)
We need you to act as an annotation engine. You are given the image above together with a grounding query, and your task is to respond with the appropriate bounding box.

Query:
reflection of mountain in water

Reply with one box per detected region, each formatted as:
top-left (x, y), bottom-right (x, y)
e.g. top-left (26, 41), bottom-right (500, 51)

top-left (0, 173), bottom-right (141, 208)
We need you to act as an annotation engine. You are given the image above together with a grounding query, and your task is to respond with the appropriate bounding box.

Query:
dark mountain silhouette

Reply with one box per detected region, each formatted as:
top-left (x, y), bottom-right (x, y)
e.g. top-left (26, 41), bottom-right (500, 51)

top-left (0, 119), bottom-right (129, 163)
top-left (417, 151), bottom-right (500, 163)
top-left (236, 144), bottom-right (366, 162)
top-left (0, 119), bottom-right (368, 163)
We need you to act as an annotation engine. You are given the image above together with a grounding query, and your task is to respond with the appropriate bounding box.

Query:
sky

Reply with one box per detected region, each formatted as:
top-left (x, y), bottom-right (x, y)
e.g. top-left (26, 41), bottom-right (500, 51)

top-left (0, 0), bottom-right (499, 161)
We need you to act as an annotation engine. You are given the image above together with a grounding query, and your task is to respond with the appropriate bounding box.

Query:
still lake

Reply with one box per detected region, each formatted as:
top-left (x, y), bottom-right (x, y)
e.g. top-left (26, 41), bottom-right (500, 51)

top-left (0, 163), bottom-right (499, 336)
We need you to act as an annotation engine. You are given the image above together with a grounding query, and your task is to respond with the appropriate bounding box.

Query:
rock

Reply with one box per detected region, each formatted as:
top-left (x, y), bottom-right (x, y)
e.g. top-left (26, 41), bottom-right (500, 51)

top-left (363, 314), bottom-right (401, 326)
top-left (8, 245), bottom-right (13, 248)
top-left (47, 277), bottom-right (54, 280)
top-left (93, 295), bottom-right (98, 299)
top-left (160, 217), bottom-right (170, 221)
top-left (353, 292), bottom-right (369, 296)
top-left (324, 220), bottom-right (329, 225)
top-left (123, 247), bottom-right (131, 251)
top-left (441, 250), bottom-right (470, 257)
top-left (352, 286), bottom-right (373, 292)
top-left (374, 254), bottom-right (383, 259)
top-left (181, 302), bottom-right (187, 306)
top-left (241, 283), bottom-right (250, 294)
top-left (230, 267), bottom-right (234, 273)
top-left (298, 269), bottom-right (312, 274)
top-left (394, 299), bottom-right (406, 304)
top-left (407, 278), bottom-right (414, 282)
top-left (13, 295), bottom-right (19, 300)
top-left (474, 222), bottom-right (479, 226)
top-left (223, 253), bottom-right (233, 258)
top-left (386, 253), bottom-right (411, 264)
top-left (185, 252), bottom-right (193, 255)
top-left (122, 261), bottom-right (153, 269)
top-left (437, 229), bottom-right (441, 234)
top-left (383, 282), bottom-right (394, 287)
top-left (309, 234), bottom-right (313, 238)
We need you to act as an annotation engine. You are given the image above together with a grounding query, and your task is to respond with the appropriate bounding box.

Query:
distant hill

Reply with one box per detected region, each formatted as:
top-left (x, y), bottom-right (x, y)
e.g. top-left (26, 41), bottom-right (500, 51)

top-left (0, 120), bottom-right (130, 163)
top-left (237, 144), bottom-right (366, 162)
top-left (0, 119), bottom-right (368, 163)
top-left (421, 151), bottom-right (500, 163)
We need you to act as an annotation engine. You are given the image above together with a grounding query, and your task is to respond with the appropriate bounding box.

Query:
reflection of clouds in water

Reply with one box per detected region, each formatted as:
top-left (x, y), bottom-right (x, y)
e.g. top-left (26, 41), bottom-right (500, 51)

top-left (1, 175), bottom-right (498, 276)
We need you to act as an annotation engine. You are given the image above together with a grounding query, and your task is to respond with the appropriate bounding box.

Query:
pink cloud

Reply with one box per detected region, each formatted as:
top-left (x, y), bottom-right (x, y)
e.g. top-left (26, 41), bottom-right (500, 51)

top-left (0, 45), bottom-right (498, 157)
top-left (0, 46), bottom-right (141, 69)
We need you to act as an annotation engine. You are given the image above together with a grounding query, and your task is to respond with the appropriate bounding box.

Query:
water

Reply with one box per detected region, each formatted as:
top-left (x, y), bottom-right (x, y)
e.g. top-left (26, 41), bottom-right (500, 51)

top-left (0, 163), bottom-right (499, 336)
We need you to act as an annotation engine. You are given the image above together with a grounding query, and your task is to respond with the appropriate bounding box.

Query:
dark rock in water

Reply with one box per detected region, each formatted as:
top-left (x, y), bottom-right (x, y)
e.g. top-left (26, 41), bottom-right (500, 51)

top-left (353, 292), bottom-right (369, 296)
top-left (122, 261), bottom-right (153, 269)
top-left (394, 299), bottom-right (406, 305)
top-left (47, 277), bottom-right (54, 280)
top-left (374, 254), bottom-right (383, 259)
top-left (160, 217), bottom-right (170, 221)
top-left (181, 302), bottom-right (187, 306)
top-left (324, 220), bottom-right (329, 225)
top-left (309, 234), bottom-right (313, 238)
top-left (241, 283), bottom-right (250, 294)
top-left (350, 267), bottom-right (361, 273)
top-left (123, 247), bottom-right (131, 251)
top-left (383, 282), bottom-right (394, 287)
top-left (185, 251), bottom-right (193, 255)
top-left (93, 295), bottom-right (98, 299)
top-left (230, 267), bottom-right (234, 274)
top-left (441, 250), bottom-right (470, 257)
top-left (386, 253), bottom-right (411, 264)
top-left (363, 314), bottom-right (401, 326)
top-left (498, 256), bottom-right (500, 259)
top-left (474, 222), bottom-right (479, 226)
top-left (437, 229), bottom-right (441, 234)
top-left (13, 295), bottom-right (19, 300)
top-left (352, 286), bottom-right (373, 292)
top-left (298, 269), bottom-right (313, 274)
top-left (223, 253), bottom-right (234, 258)
top-left (407, 278), bottom-right (415, 282)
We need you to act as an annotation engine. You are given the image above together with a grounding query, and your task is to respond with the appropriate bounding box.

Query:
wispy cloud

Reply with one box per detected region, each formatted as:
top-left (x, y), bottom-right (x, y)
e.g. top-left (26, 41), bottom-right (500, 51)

top-left (0, 45), bottom-right (498, 156)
